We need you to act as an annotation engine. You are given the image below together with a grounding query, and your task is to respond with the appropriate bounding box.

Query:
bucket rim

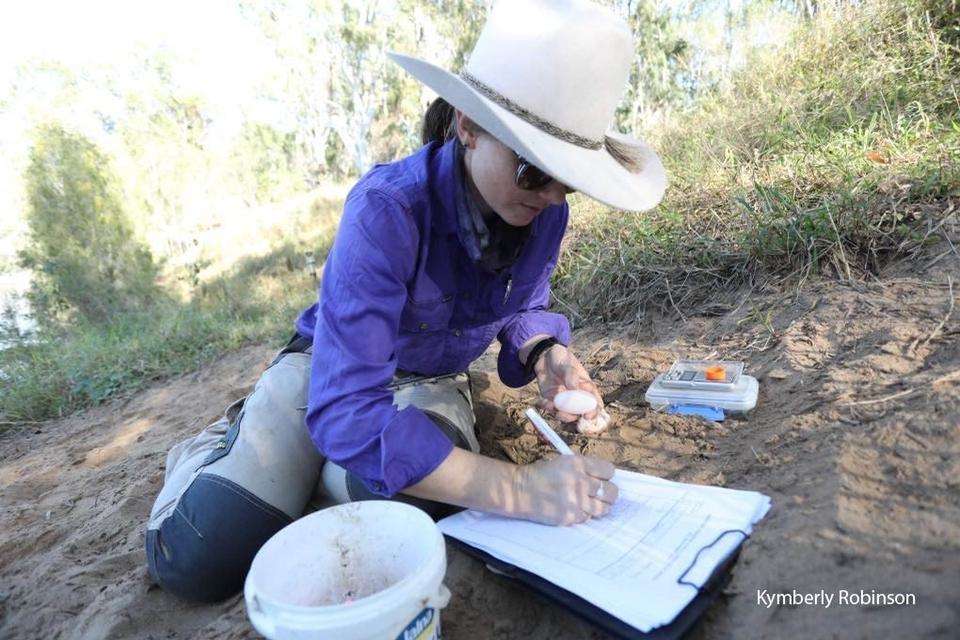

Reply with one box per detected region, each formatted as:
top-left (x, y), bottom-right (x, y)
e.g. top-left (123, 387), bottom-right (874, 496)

top-left (244, 501), bottom-right (447, 621)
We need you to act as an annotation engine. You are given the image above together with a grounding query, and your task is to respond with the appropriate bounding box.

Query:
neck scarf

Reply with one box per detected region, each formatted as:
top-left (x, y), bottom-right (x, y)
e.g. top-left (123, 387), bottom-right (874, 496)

top-left (453, 140), bottom-right (531, 274)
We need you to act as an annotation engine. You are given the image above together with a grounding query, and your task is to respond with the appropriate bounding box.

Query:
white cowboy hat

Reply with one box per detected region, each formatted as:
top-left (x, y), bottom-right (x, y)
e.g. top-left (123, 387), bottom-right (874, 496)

top-left (388, 0), bottom-right (667, 213)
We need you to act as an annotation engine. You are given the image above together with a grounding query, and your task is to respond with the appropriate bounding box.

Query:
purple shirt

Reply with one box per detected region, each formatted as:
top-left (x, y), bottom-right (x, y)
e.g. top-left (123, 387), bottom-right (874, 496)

top-left (295, 136), bottom-right (571, 497)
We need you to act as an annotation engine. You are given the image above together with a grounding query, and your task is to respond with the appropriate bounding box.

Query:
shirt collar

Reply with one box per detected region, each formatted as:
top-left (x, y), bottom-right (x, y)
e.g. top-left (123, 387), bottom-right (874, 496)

top-left (454, 140), bottom-right (495, 261)
top-left (434, 137), bottom-right (462, 236)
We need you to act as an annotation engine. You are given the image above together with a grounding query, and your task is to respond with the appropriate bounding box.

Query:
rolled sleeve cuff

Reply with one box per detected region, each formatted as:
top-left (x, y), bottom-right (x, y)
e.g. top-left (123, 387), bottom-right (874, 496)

top-left (363, 405), bottom-right (455, 497)
top-left (497, 310), bottom-right (571, 388)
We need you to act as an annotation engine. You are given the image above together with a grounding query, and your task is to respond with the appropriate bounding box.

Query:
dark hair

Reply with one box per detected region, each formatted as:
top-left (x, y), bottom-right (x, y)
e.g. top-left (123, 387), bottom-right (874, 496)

top-left (420, 96), bottom-right (487, 146)
top-left (421, 97), bottom-right (456, 145)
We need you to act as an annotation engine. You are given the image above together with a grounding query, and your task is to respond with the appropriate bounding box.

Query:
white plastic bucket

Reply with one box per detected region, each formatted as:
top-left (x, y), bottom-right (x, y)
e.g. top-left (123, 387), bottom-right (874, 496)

top-left (244, 501), bottom-right (450, 640)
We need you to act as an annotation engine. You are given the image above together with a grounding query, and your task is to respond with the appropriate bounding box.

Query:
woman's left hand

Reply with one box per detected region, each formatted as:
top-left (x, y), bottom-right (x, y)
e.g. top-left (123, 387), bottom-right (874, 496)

top-left (532, 344), bottom-right (606, 426)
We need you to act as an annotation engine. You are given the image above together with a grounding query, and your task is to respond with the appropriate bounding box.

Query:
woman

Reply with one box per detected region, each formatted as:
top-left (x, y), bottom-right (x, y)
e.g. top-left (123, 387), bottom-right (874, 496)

top-left (143, 0), bottom-right (666, 603)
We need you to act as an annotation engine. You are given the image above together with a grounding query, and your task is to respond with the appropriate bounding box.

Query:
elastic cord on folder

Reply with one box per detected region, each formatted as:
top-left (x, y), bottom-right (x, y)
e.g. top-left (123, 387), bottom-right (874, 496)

top-left (676, 529), bottom-right (749, 591)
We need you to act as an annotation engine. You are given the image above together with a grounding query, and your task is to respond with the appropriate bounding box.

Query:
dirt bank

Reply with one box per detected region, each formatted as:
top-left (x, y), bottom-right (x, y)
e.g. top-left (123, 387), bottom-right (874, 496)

top-left (1, 250), bottom-right (958, 639)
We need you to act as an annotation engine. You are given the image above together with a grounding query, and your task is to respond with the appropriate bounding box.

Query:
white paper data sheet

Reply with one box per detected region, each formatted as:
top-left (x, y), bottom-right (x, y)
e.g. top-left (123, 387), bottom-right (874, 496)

top-left (438, 469), bottom-right (771, 633)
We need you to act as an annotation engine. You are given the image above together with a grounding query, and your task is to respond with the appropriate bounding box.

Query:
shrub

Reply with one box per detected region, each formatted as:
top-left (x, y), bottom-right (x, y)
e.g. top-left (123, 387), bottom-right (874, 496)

top-left (18, 124), bottom-right (162, 325)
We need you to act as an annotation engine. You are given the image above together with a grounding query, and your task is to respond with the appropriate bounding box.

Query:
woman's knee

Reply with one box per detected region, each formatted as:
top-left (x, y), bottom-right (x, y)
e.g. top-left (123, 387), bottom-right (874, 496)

top-left (394, 372), bottom-right (479, 454)
top-left (145, 473), bottom-right (292, 602)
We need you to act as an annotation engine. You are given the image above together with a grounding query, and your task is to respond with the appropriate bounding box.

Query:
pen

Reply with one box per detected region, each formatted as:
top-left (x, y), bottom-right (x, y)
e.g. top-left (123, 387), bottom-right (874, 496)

top-left (524, 407), bottom-right (574, 455)
top-left (524, 408), bottom-right (608, 498)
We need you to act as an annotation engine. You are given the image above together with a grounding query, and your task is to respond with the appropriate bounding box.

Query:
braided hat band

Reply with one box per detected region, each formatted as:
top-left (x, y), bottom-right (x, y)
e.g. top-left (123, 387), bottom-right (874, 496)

top-left (459, 71), bottom-right (602, 149)
top-left (458, 70), bottom-right (646, 173)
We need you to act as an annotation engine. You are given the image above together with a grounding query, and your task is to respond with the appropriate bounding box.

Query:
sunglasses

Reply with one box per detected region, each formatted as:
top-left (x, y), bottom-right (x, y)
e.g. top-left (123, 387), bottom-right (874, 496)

top-left (514, 151), bottom-right (576, 194)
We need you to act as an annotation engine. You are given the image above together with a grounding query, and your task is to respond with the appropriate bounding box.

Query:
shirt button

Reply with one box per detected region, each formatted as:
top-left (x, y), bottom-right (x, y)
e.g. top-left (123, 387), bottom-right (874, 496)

top-left (463, 292), bottom-right (472, 299)
top-left (453, 329), bottom-right (461, 337)
top-left (419, 322), bottom-right (429, 330)
top-left (441, 294), bottom-right (453, 302)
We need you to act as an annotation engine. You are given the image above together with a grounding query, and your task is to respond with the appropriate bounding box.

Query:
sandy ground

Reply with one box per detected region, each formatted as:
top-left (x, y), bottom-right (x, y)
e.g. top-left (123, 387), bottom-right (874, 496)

top-left (1, 247), bottom-right (958, 639)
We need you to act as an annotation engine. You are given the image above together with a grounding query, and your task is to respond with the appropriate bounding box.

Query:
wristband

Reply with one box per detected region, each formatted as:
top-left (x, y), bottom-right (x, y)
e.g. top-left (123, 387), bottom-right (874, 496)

top-left (523, 336), bottom-right (560, 379)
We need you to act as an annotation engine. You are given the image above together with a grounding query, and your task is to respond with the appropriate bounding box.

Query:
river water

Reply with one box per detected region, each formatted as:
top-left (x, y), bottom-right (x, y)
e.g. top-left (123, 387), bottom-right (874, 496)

top-left (0, 269), bottom-right (36, 350)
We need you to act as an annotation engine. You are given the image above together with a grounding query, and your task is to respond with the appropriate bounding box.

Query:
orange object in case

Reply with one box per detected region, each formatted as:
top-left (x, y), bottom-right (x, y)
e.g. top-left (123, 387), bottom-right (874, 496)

top-left (705, 365), bottom-right (726, 381)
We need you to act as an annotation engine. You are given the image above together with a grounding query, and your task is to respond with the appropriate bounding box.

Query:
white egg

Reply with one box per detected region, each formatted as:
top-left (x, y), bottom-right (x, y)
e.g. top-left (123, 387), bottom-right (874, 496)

top-left (577, 408), bottom-right (611, 435)
top-left (553, 389), bottom-right (598, 415)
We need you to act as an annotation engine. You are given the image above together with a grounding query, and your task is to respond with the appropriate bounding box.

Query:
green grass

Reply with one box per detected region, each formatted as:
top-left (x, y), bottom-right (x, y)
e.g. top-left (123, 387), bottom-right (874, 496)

top-left (554, 0), bottom-right (959, 325)
top-left (3, 0), bottom-right (958, 425)
top-left (0, 195), bottom-right (341, 425)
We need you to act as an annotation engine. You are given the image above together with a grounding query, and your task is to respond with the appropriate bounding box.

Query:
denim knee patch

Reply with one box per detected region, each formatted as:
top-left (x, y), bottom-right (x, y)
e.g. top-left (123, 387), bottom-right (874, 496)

top-left (145, 472), bottom-right (292, 603)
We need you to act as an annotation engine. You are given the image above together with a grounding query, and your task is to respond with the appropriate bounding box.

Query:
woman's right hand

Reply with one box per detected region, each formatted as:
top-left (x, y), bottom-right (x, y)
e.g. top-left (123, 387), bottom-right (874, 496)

top-left (513, 455), bottom-right (619, 526)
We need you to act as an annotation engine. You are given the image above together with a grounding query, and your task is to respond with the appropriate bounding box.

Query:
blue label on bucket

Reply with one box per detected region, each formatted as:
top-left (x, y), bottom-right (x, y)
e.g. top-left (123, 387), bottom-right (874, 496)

top-left (395, 607), bottom-right (438, 640)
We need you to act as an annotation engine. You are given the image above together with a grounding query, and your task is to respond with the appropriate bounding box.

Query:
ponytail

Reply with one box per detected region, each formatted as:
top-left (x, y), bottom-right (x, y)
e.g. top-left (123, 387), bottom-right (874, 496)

top-left (421, 97), bottom-right (457, 146)
top-left (420, 96), bottom-right (487, 146)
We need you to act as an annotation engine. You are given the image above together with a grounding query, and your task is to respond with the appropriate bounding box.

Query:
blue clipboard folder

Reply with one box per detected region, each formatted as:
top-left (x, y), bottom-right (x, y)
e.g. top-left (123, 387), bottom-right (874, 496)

top-left (446, 535), bottom-right (743, 640)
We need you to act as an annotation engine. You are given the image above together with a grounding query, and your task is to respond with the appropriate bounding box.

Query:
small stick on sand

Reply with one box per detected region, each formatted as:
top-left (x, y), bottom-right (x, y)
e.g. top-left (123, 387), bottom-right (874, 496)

top-left (917, 275), bottom-right (955, 353)
top-left (846, 387), bottom-right (920, 407)
top-left (845, 369), bottom-right (960, 406)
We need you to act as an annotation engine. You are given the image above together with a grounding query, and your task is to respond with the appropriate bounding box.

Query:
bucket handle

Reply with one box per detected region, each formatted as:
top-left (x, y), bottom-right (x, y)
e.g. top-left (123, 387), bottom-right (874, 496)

top-left (248, 593), bottom-right (278, 638)
top-left (428, 583), bottom-right (451, 609)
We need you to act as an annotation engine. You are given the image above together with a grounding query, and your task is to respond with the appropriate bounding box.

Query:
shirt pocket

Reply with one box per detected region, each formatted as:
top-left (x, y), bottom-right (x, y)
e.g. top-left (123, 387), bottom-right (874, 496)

top-left (400, 294), bottom-right (455, 333)
top-left (398, 296), bottom-right (456, 372)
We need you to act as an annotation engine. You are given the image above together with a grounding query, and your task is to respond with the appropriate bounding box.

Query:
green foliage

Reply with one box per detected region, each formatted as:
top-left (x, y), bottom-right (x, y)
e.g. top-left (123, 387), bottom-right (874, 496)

top-left (923, 0), bottom-right (959, 46)
top-left (114, 67), bottom-right (217, 230)
top-left (231, 122), bottom-right (302, 204)
top-left (417, 0), bottom-right (490, 71)
top-left (240, 0), bottom-right (494, 180)
top-left (5, 0), bottom-right (957, 425)
top-left (603, 0), bottom-right (693, 129)
top-left (555, 0), bottom-right (960, 324)
top-left (17, 124), bottom-right (161, 325)
top-left (0, 192), bottom-right (342, 424)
